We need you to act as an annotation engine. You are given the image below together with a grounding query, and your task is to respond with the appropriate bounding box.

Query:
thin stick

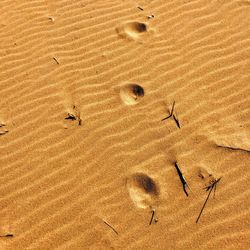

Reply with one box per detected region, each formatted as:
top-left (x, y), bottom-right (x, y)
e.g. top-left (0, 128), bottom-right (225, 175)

top-left (170, 101), bottom-right (175, 117)
top-left (196, 184), bottom-right (213, 223)
top-left (174, 162), bottom-right (190, 197)
top-left (173, 114), bottom-right (180, 128)
top-left (0, 234), bottom-right (13, 237)
top-left (103, 220), bottom-right (118, 235)
top-left (196, 178), bottom-right (221, 223)
top-left (217, 145), bottom-right (250, 153)
top-left (213, 181), bottom-right (217, 198)
top-left (53, 57), bottom-right (60, 65)
top-left (137, 6), bottom-right (144, 11)
top-left (162, 101), bottom-right (175, 121)
top-left (149, 209), bottom-right (155, 225)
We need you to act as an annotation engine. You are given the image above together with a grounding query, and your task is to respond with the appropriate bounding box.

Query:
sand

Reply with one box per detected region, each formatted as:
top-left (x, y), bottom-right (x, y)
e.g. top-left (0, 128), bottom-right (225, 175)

top-left (0, 0), bottom-right (250, 249)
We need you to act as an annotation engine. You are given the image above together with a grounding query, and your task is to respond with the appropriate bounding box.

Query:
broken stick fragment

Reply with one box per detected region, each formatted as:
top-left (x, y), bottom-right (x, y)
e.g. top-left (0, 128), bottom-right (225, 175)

top-left (149, 209), bottom-right (155, 225)
top-left (53, 57), bottom-right (59, 65)
top-left (103, 219), bottom-right (118, 235)
top-left (0, 234), bottom-right (13, 238)
top-left (149, 208), bottom-right (158, 225)
top-left (162, 101), bottom-right (175, 121)
top-left (65, 113), bottom-right (77, 120)
top-left (173, 114), bottom-right (181, 128)
top-left (161, 101), bottom-right (181, 128)
top-left (174, 162), bottom-right (191, 197)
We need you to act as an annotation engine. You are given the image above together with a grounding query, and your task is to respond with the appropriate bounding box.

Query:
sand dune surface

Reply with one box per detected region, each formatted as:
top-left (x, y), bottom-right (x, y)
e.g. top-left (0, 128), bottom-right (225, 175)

top-left (0, 0), bottom-right (250, 249)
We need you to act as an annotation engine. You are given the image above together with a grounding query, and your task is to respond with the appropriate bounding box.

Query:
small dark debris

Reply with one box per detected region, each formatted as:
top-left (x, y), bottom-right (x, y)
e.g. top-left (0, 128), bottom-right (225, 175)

top-left (103, 220), bottom-right (118, 235)
top-left (147, 15), bottom-right (154, 19)
top-left (149, 209), bottom-right (156, 225)
top-left (53, 57), bottom-right (60, 65)
top-left (198, 172), bottom-right (205, 179)
top-left (65, 106), bottom-right (82, 126)
top-left (0, 234), bottom-right (13, 238)
top-left (0, 130), bottom-right (8, 135)
top-left (48, 16), bottom-right (55, 22)
top-left (65, 113), bottom-right (77, 120)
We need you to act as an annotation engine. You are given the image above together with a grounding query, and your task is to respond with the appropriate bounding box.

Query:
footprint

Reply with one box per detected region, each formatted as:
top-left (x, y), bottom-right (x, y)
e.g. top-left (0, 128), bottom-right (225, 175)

top-left (126, 173), bottom-right (159, 209)
top-left (119, 84), bottom-right (144, 105)
top-left (116, 21), bottom-right (148, 40)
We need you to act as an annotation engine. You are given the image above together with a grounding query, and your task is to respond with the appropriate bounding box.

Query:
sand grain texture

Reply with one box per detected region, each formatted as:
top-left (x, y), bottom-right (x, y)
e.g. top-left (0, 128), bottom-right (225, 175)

top-left (0, 0), bottom-right (250, 249)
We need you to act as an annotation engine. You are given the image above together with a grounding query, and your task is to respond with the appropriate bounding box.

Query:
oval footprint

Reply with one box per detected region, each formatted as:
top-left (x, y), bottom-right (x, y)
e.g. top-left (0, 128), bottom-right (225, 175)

top-left (119, 84), bottom-right (144, 105)
top-left (116, 21), bottom-right (148, 40)
top-left (126, 173), bottom-right (159, 209)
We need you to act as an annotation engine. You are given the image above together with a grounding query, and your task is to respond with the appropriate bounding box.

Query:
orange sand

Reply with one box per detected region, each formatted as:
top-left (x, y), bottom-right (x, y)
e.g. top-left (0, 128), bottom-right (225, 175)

top-left (0, 0), bottom-right (250, 249)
